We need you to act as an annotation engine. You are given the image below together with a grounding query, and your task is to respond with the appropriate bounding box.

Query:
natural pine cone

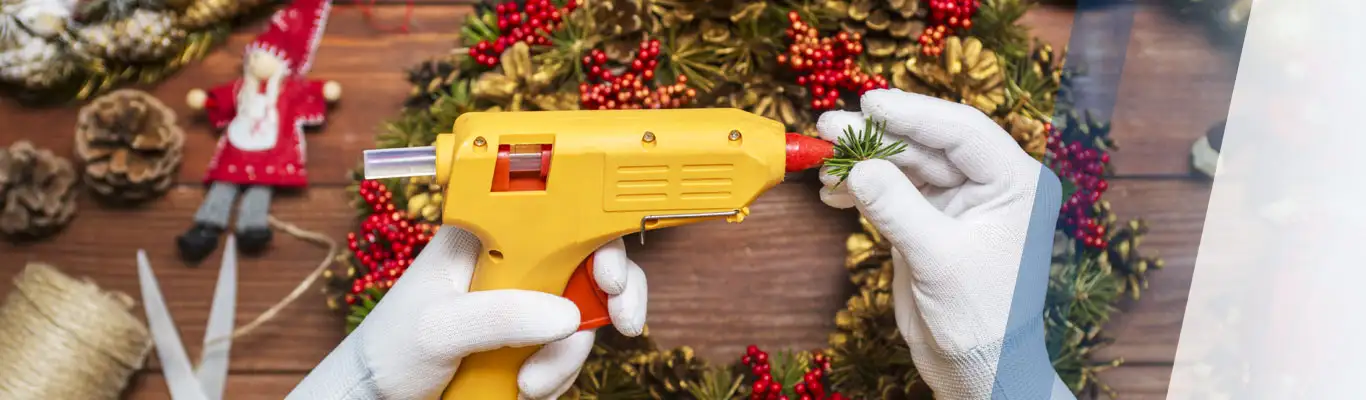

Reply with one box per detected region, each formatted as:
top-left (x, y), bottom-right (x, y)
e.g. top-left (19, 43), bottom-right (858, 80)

top-left (830, 0), bottom-right (925, 61)
top-left (77, 9), bottom-right (186, 62)
top-left (405, 59), bottom-right (461, 109)
top-left (827, 288), bottom-right (923, 400)
top-left (588, 0), bottom-right (653, 63)
top-left (0, 31), bottom-right (79, 89)
top-left (0, 141), bottom-right (79, 240)
top-left (627, 346), bottom-right (705, 399)
top-left (75, 89), bottom-right (184, 203)
top-left (903, 36), bottom-right (1007, 114)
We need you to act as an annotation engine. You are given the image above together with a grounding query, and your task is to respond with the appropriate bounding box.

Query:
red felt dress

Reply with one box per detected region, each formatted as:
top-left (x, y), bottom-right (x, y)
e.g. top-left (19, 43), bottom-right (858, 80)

top-left (201, 77), bottom-right (328, 188)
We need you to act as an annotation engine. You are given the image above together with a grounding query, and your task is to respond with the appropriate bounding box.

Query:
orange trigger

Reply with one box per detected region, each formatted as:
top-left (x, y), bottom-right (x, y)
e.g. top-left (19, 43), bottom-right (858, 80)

top-left (563, 254), bottom-right (611, 331)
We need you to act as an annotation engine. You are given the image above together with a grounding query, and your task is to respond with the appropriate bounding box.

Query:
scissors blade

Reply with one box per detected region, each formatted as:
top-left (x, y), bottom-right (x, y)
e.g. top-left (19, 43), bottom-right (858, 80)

top-left (138, 250), bottom-right (211, 400)
top-left (195, 236), bottom-right (237, 400)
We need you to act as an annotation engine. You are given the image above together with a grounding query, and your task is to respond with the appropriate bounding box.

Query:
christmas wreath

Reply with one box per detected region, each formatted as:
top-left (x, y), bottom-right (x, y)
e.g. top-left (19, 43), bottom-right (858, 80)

top-left (323, 0), bottom-right (1167, 398)
top-left (0, 0), bottom-right (273, 104)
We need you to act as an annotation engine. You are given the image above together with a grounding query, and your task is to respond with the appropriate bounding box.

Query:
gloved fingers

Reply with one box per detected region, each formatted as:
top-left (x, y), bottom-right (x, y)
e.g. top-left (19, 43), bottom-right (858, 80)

top-left (846, 159), bottom-right (959, 253)
top-left (520, 369), bottom-right (579, 400)
top-left (818, 166), bottom-right (857, 209)
top-left (889, 252), bottom-right (923, 346)
top-left (518, 330), bottom-right (595, 399)
top-left (816, 110), bottom-right (966, 188)
top-left (418, 290), bottom-right (580, 359)
top-left (592, 238), bottom-right (630, 296)
top-left (860, 89), bottom-right (1030, 187)
top-left (400, 226), bottom-right (483, 293)
top-left (607, 260), bottom-right (648, 336)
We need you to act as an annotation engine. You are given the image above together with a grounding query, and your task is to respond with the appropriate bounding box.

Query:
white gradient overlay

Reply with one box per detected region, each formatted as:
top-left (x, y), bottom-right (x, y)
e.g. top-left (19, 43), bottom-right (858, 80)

top-left (1167, 0), bottom-right (1366, 398)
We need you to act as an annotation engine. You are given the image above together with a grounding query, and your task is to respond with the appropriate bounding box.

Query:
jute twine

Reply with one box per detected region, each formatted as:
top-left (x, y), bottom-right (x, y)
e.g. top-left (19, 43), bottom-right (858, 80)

top-left (0, 263), bottom-right (152, 400)
top-left (204, 215), bottom-right (339, 346)
top-left (0, 217), bottom-right (337, 399)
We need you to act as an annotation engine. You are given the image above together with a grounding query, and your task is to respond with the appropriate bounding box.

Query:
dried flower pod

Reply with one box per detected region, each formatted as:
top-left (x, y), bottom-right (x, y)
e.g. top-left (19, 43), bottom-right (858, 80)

top-left (75, 89), bottom-right (184, 203)
top-left (0, 141), bottom-right (79, 240)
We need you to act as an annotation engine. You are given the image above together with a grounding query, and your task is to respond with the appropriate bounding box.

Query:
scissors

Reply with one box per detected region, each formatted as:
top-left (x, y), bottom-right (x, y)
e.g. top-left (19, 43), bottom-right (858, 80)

top-left (137, 236), bottom-right (238, 400)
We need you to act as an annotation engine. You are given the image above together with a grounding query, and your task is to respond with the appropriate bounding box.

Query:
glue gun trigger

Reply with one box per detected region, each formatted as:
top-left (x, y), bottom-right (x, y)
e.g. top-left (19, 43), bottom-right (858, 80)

top-left (562, 254), bottom-right (611, 332)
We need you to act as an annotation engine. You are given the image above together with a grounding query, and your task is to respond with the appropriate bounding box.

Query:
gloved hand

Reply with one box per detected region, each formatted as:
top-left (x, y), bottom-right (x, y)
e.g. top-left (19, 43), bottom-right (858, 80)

top-left (818, 89), bottom-right (1073, 399)
top-left (287, 227), bottom-right (647, 400)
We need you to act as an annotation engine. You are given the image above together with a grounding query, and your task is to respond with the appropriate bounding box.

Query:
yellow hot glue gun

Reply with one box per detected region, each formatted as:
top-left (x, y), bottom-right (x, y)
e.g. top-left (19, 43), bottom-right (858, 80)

top-left (361, 108), bottom-right (833, 399)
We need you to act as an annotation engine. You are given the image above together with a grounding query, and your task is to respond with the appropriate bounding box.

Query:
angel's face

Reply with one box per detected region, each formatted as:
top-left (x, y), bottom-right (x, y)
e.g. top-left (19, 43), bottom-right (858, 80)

top-left (247, 52), bottom-right (284, 80)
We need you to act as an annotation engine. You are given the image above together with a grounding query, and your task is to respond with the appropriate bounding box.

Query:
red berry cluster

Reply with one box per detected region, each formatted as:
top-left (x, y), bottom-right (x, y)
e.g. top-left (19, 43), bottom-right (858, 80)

top-left (346, 180), bottom-right (438, 304)
top-left (1045, 123), bottom-right (1112, 249)
top-left (920, 0), bottom-right (980, 56)
top-left (741, 345), bottom-right (847, 400)
top-left (578, 41), bottom-right (697, 109)
top-left (777, 11), bottom-right (889, 111)
top-left (467, 0), bottom-right (578, 67)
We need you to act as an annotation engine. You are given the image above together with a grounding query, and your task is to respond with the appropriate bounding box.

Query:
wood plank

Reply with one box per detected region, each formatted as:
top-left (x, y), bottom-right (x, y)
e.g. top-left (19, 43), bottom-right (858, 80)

top-left (0, 187), bottom-right (354, 372)
top-left (125, 371), bottom-right (305, 399)
top-left (1, 4), bottom-right (472, 186)
top-left (630, 178), bottom-right (859, 361)
top-left (1092, 178), bottom-right (1211, 364)
top-left (1084, 3), bottom-right (1240, 177)
top-left (0, 180), bottom-right (857, 370)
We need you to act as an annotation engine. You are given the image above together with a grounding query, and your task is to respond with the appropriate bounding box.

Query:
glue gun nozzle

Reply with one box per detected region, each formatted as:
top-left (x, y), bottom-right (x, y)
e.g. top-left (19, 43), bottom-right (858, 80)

top-left (363, 146), bottom-right (437, 180)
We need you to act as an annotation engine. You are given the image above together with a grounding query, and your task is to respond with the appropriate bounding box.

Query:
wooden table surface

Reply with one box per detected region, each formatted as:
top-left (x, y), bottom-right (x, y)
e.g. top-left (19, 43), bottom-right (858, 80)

top-left (0, 1), bottom-right (1233, 398)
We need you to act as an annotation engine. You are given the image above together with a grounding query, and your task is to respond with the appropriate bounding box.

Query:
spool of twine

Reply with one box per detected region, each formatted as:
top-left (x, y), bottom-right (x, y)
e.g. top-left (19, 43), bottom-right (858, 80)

top-left (0, 263), bottom-right (152, 400)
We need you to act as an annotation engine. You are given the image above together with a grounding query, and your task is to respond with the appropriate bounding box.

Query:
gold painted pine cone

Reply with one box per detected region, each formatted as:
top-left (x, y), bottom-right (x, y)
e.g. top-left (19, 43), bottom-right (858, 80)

top-left (75, 89), bottom-right (185, 203)
top-left (1000, 112), bottom-right (1048, 161)
top-left (403, 176), bottom-right (443, 223)
top-left (905, 36), bottom-right (1007, 114)
top-left (0, 141), bottom-right (79, 239)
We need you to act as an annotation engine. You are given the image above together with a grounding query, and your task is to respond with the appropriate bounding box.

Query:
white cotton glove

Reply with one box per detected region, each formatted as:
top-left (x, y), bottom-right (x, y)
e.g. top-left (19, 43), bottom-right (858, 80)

top-left (287, 227), bottom-right (647, 400)
top-left (818, 89), bottom-right (1074, 400)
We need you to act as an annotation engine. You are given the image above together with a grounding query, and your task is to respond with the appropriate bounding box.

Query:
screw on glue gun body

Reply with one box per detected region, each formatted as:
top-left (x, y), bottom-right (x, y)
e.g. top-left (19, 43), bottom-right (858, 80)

top-left (361, 108), bottom-right (834, 400)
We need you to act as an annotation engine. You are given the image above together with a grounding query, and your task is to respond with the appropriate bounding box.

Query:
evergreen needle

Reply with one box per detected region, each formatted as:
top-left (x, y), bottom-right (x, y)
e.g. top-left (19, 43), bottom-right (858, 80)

top-left (824, 118), bottom-right (908, 185)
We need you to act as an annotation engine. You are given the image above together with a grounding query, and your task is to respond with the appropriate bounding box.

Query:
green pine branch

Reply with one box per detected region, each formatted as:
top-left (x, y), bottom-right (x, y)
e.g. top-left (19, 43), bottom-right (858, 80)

top-left (824, 118), bottom-right (909, 185)
top-left (970, 0), bottom-right (1035, 60)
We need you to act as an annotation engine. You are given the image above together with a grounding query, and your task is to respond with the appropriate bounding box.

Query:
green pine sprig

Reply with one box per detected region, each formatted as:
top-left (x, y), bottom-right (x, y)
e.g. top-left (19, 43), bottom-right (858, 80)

top-left (824, 118), bottom-right (909, 185)
top-left (970, 0), bottom-right (1035, 60)
top-left (345, 287), bottom-right (387, 333)
top-left (688, 367), bottom-right (746, 400)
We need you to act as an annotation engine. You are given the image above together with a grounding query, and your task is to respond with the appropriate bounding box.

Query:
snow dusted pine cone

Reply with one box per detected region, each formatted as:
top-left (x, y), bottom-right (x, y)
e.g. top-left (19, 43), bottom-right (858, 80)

top-left (77, 9), bottom-right (186, 62)
top-left (0, 31), bottom-right (79, 89)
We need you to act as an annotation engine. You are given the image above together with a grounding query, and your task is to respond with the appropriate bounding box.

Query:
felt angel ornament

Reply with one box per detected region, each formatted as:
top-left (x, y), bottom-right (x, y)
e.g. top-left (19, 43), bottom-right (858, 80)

top-left (177, 0), bottom-right (339, 262)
